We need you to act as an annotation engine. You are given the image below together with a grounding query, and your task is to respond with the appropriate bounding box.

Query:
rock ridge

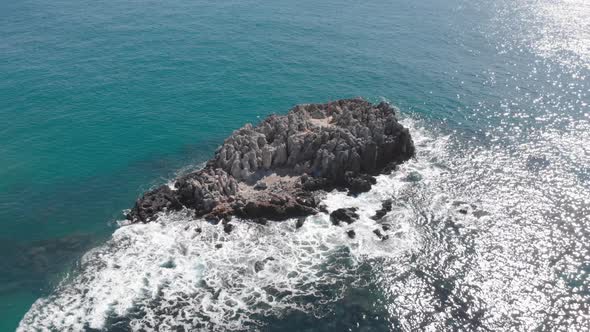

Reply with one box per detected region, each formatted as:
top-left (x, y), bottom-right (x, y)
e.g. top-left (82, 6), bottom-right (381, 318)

top-left (127, 98), bottom-right (415, 223)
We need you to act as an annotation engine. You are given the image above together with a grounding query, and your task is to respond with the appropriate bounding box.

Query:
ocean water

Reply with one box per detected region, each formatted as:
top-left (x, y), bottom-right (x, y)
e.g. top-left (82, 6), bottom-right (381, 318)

top-left (1, 0), bottom-right (588, 331)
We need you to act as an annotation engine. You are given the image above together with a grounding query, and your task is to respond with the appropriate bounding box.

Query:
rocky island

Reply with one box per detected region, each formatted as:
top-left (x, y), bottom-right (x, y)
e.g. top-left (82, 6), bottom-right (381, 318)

top-left (127, 98), bottom-right (415, 225)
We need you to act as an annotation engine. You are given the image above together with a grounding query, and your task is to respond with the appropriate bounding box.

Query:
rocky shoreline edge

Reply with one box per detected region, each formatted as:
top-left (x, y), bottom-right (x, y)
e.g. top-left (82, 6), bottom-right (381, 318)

top-left (126, 98), bottom-right (415, 227)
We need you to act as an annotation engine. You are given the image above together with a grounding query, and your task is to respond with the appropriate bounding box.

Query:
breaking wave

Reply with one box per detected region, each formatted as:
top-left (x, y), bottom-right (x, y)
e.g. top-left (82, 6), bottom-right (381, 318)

top-left (18, 119), bottom-right (442, 331)
top-left (18, 114), bottom-right (590, 331)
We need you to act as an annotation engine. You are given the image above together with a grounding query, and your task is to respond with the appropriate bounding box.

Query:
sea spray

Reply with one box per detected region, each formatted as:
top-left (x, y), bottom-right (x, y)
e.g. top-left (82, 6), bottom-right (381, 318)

top-left (19, 119), bottom-right (440, 331)
top-left (23, 115), bottom-right (586, 331)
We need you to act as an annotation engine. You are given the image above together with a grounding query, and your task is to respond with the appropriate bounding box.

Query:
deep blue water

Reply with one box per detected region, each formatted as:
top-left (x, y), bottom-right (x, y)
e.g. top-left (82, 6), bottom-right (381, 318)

top-left (1, 0), bottom-right (589, 331)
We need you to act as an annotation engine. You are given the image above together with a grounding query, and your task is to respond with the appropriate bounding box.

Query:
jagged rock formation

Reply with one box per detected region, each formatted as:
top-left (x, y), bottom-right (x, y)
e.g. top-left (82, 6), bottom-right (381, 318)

top-left (127, 98), bottom-right (415, 223)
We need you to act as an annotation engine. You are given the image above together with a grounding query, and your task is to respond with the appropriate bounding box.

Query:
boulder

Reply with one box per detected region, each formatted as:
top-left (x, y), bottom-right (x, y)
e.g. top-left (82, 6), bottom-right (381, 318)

top-left (330, 208), bottom-right (359, 225)
top-left (371, 199), bottom-right (393, 220)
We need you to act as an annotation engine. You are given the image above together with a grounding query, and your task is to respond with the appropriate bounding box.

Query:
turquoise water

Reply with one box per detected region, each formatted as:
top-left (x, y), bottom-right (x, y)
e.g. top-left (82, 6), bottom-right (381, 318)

top-left (2, 0), bottom-right (589, 331)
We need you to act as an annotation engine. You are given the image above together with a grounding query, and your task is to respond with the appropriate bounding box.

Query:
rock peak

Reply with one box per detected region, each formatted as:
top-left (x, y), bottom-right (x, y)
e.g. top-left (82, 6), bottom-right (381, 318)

top-left (127, 98), bottom-right (415, 223)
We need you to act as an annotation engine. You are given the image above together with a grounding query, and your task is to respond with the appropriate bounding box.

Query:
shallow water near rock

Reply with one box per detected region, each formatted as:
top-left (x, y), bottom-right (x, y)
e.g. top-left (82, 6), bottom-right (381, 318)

top-left (2, 0), bottom-right (589, 331)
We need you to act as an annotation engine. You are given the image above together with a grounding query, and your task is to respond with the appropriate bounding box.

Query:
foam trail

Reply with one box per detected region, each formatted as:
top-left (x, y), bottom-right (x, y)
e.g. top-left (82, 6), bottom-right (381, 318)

top-left (18, 119), bottom-right (444, 331)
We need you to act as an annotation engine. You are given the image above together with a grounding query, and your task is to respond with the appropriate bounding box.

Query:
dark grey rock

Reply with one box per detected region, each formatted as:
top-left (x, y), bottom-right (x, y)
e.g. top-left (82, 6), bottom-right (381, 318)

top-left (330, 208), bottom-right (359, 225)
top-left (345, 172), bottom-right (377, 195)
top-left (295, 217), bottom-right (305, 229)
top-left (371, 199), bottom-right (394, 220)
top-left (223, 223), bottom-right (234, 234)
top-left (373, 229), bottom-right (389, 241)
top-left (252, 218), bottom-right (267, 225)
top-left (254, 257), bottom-right (276, 272)
top-left (129, 186), bottom-right (183, 223)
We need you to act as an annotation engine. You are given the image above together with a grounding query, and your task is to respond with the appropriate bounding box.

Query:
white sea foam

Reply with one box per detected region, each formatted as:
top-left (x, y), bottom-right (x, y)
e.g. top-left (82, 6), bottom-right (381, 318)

top-left (18, 119), bottom-right (447, 332)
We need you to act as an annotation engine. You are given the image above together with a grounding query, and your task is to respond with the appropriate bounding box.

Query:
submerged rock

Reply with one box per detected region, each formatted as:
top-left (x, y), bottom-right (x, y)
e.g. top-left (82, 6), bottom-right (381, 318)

top-left (127, 98), bottom-right (415, 223)
top-left (371, 199), bottom-right (393, 220)
top-left (223, 222), bottom-right (234, 234)
top-left (373, 229), bottom-right (389, 241)
top-left (330, 208), bottom-right (360, 225)
top-left (254, 257), bottom-right (276, 273)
